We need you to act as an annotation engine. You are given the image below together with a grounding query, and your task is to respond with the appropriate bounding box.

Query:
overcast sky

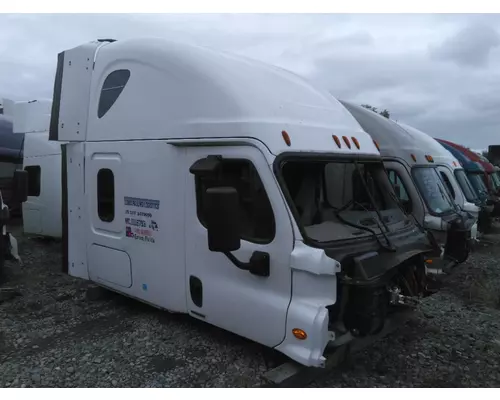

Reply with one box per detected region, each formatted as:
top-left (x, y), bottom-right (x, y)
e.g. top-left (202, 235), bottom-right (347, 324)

top-left (1, 13), bottom-right (499, 150)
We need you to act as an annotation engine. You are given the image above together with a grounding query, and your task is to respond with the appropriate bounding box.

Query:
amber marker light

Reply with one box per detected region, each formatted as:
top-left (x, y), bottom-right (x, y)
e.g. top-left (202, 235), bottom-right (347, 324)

top-left (282, 130), bottom-right (291, 146)
top-left (332, 135), bottom-right (341, 148)
top-left (292, 328), bottom-right (307, 340)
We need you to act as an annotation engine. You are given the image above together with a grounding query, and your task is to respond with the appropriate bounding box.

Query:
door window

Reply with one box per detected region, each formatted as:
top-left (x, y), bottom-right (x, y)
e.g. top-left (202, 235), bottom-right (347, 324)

top-left (387, 169), bottom-right (412, 212)
top-left (97, 168), bottom-right (115, 222)
top-left (194, 158), bottom-right (275, 244)
top-left (439, 171), bottom-right (456, 200)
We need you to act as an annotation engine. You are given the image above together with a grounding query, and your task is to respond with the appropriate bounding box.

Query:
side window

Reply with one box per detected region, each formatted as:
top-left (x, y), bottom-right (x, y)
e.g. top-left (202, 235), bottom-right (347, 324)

top-left (97, 168), bottom-right (115, 222)
top-left (25, 165), bottom-right (41, 197)
top-left (440, 171), bottom-right (456, 200)
top-left (195, 159), bottom-right (275, 244)
top-left (387, 169), bottom-right (412, 211)
top-left (98, 69), bottom-right (131, 118)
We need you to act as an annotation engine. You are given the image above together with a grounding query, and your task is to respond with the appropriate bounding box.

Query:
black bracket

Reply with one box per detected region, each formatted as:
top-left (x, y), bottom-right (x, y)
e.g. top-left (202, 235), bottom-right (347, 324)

top-left (223, 251), bottom-right (270, 277)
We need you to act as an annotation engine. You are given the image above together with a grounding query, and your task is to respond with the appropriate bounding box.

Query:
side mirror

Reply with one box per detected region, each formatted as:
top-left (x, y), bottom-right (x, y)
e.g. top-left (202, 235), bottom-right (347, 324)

top-left (12, 169), bottom-right (29, 204)
top-left (205, 187), bottom-right (241, 252)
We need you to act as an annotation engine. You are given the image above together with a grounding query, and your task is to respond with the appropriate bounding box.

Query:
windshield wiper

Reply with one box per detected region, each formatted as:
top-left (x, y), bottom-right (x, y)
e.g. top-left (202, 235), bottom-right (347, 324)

top-left (353, 160), bottom-right (396, 251)
top-left (334, 199), bottom-right (396, 252)
top-left (354, 160), bottom-right (391, 233)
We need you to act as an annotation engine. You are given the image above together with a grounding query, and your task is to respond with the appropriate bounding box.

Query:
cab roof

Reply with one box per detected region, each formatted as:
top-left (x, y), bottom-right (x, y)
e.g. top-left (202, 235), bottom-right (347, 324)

top-left (52, 38), bottom-right (380, 157)
top-left (435, 139), bottom-right (485, 172)
top-left (339, 100), bottom-right (435, 166)
top-left (396, 122), bottom-right (462, 170)
top-left (436, 138), bottom-right (494, 173)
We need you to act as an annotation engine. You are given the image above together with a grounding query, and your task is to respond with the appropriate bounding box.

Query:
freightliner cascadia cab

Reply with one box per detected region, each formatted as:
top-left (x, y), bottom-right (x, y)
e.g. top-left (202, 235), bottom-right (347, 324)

top-left (396, 122), bottom-right (482, 238)
top-left (436, 139), bottom-right (497, 226)
top-left (340, 101), bottom-right (476, 268)
top-left (48, 38), bottom-right (438, 368)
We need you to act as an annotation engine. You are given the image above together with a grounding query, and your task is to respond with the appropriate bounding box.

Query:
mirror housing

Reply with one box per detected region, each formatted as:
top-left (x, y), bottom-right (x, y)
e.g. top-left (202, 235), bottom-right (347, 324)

top-left (205, 187), bottom-right (241, 252)
top-left (12, 169), bottom-right (29, 204)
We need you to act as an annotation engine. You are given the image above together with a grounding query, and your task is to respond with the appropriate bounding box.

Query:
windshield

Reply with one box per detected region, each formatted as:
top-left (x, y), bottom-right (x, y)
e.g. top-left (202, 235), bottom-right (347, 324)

top-left (412, 167), bottom-right (454, 215)
top-left (467, 172), bottom-right (489, 199)
top-left (454, 169), bottom-right (478, 202)
top-left (279, 158), bottom-right (407, 243)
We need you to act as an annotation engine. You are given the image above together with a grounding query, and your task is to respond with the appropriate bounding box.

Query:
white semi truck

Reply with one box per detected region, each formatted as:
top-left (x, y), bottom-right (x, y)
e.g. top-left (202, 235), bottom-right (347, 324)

top-left (2, 98), bottom-right (61, 239)
top-left (47, 38), bottom-right (440, 368)
top-left (340, 101), bottom-right (477, 269)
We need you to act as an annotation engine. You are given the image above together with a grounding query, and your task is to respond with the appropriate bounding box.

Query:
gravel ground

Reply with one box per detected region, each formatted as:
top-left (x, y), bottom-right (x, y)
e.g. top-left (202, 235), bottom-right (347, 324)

top-left (314, 229), bottom-right (500, 388)
top-left (2, 220), bottom-right (500, 388)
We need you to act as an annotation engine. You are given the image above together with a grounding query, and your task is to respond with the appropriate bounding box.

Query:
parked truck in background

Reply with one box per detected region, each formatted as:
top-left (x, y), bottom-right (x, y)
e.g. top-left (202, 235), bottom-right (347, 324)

top-left (488, 145), bottom-right (500, 167)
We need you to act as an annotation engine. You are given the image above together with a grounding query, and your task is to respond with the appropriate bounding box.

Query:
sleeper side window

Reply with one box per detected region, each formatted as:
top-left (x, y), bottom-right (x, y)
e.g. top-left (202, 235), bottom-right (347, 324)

top-left (440, 171), bottom-right (456, 200)
top-left (98, 69), bottom-right (131, 118)
top-left (195, 159), bottom-right (276, 244)
top-left (387, 169), bottom-right (412, 212)
top-left (97, 168), bottom-right (115, 222)
top-left (25, 165), bottom-right (41, 197)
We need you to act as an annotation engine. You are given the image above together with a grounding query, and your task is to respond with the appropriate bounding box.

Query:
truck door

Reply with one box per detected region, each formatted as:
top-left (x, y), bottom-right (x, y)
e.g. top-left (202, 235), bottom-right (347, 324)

top-left (184, 145), bottom-right (293, 348)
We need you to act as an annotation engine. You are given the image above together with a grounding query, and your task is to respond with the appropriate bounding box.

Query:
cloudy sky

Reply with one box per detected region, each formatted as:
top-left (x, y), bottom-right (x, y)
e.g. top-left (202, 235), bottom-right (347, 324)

top-left (1, 13), bottom-right (499, 150)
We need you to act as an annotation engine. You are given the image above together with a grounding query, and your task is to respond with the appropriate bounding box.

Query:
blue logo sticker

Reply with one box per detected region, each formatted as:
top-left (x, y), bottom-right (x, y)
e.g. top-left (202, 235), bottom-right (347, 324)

top-left (142, 284), bottom-right (148, 291)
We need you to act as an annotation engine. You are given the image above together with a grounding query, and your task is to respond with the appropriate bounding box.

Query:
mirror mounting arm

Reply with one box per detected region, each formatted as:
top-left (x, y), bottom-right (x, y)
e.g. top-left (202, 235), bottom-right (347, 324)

top-left (223, 251), bottom-right (270, 277)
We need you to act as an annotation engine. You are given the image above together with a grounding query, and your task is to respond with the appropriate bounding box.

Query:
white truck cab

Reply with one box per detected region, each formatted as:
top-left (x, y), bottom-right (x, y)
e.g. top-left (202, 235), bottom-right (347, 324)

top-left (340, 101), bottom-right (476, 267)
top-left (3, 98), bottom-right (64, 239)
top-left (6, 99), bottom-right (62, 239)
top-left (48, 38), bottom-right (438, 368)
top-left (396, 122), bottom-right (481, 239)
